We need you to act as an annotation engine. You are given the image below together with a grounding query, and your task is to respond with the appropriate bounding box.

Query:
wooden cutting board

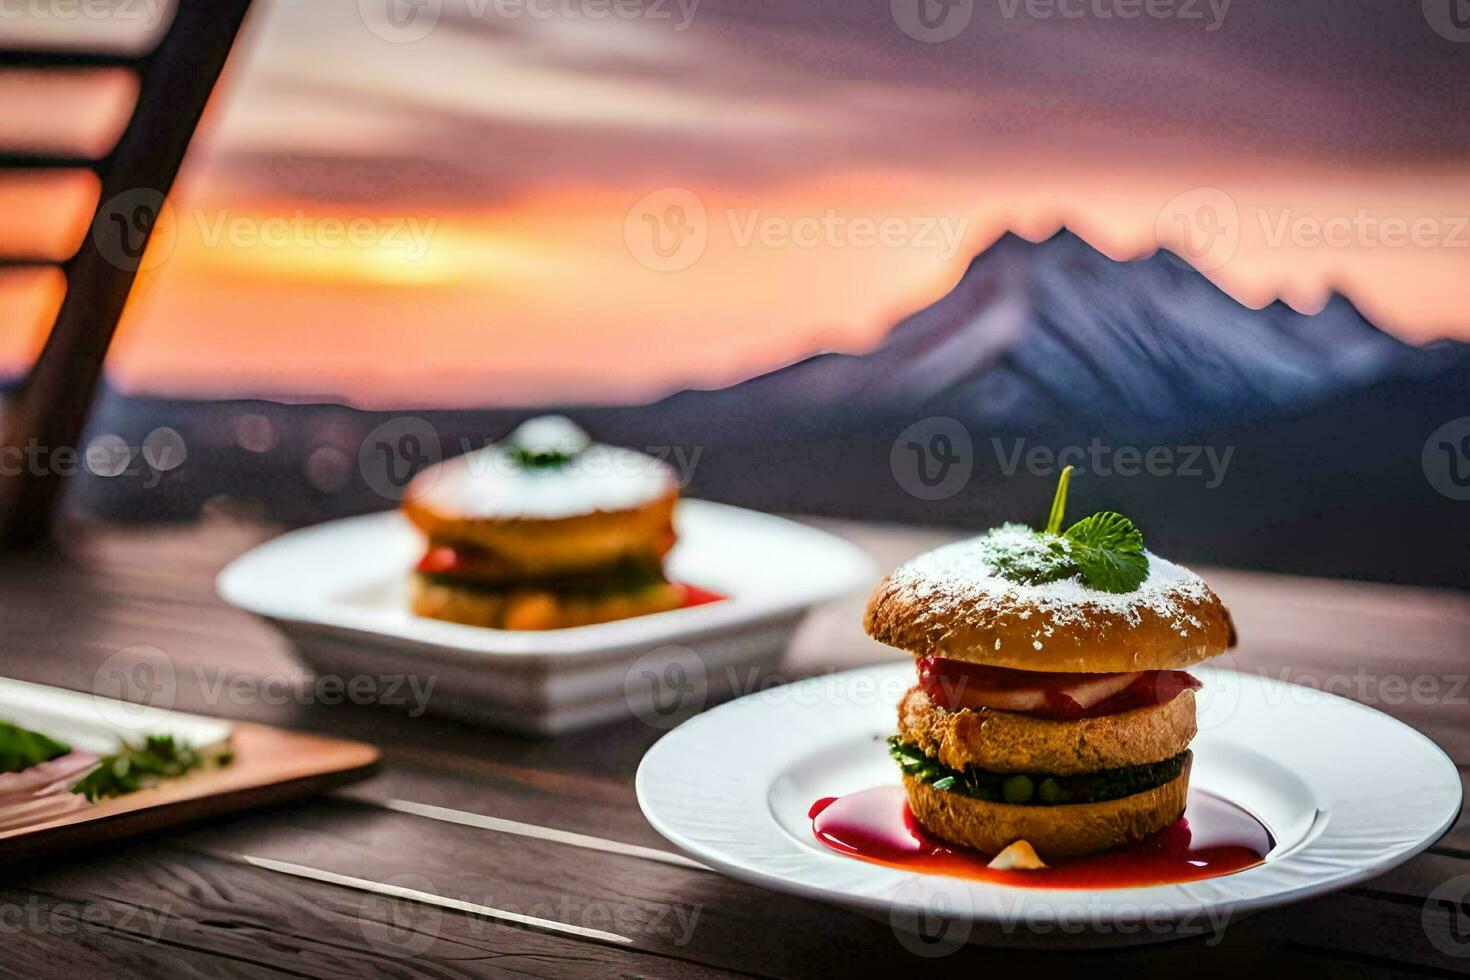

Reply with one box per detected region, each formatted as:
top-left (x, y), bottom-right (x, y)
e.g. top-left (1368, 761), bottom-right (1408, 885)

top-left (0, 692), bottom-right (379, 862)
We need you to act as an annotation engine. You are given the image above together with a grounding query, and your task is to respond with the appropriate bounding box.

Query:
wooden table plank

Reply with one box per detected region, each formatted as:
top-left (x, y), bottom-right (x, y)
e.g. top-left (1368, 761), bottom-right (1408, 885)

top-left (3, 848), bottom-right (744, 979)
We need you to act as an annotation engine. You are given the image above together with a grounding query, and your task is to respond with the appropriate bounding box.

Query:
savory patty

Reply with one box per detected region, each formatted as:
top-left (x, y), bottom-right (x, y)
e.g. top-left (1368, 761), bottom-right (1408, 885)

top-left (897, 684), bottom-right (1197, 776)
top-left (411, 574), bottom-right (685, 630)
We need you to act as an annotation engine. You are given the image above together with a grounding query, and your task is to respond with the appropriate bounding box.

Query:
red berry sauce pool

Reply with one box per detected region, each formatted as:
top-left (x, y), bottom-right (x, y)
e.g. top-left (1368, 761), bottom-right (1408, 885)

top-left (810, 785), bottom-right (1271, 888)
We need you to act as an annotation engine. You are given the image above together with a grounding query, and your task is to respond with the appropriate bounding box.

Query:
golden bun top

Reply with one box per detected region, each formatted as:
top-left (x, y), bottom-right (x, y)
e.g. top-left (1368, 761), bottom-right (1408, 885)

top-left (864, 533), bottom-right (1236, 673)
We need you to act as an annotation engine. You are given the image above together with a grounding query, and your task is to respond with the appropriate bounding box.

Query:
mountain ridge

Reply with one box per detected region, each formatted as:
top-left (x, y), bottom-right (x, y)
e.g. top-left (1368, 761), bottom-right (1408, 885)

top-left (648, 227), bottom-right (1467, 440)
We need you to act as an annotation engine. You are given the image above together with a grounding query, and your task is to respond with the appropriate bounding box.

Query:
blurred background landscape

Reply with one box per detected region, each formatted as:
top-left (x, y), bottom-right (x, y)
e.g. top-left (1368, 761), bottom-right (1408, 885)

top-left (3, 0), bottom-right (1468, 584)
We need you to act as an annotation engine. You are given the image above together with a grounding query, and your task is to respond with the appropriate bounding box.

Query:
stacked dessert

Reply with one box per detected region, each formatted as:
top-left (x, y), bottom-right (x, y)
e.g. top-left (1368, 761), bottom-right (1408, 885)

top-left (405, 417), bottom-right (685, 630)
top-left (865, 468), bottom-right (1236, 859)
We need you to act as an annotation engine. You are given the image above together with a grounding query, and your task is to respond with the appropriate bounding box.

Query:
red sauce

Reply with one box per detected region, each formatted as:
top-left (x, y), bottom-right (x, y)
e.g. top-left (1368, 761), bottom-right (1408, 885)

top-left (416, 547), bottom-right (725, 613)
top-left (918, 656), bottom-right (1202, 721)
top-left (810, 785), bottom-right (1270, 888)
top-left (679, 583), bottom-right (726, 608)
top-left (415, 545), bottom-right (465, 575)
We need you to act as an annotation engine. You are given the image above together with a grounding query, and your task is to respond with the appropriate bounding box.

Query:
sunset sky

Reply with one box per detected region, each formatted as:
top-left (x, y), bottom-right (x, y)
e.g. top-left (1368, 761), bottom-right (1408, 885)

top-left (3, 1), bottom-right (1468, 407)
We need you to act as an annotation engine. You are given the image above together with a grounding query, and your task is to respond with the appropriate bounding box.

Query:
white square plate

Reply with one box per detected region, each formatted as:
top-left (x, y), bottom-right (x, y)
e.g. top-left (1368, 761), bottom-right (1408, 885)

top-left (218, 500), bottom-right (879, 733)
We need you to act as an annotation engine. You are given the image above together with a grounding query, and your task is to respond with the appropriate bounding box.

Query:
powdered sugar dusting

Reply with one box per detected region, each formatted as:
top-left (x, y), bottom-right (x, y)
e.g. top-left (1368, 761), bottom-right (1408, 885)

top-left (886, 527), bottom-right (1213, 639)
top-left (417, 444), bottom-right (675, 520)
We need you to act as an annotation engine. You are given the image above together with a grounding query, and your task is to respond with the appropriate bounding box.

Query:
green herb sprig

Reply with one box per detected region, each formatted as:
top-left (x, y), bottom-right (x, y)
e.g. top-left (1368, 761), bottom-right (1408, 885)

top-left (70, 734), bottom-right (231, 802)
top-left (0, 720), bottom-right (70, 774)
top-left (988, 466), bottom-right (1149, 594)
top-left (508, 446), bottom-right (576, 469)
top-left (506, 415), bottom-right (589, 470)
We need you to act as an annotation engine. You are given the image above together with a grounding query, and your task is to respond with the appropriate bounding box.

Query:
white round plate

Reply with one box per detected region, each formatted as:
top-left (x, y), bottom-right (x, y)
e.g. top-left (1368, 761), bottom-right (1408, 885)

top-left (637, 662), bottom-right (1461, 948)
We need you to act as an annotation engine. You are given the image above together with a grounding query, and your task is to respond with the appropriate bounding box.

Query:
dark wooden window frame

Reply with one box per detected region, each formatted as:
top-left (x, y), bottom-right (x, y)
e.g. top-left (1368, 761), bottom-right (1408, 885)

top-left (0, 0), bottom-right (254, 547)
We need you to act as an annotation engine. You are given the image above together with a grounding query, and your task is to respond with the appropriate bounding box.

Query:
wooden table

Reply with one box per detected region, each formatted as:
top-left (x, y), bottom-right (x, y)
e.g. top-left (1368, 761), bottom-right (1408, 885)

top-left (1, 517), bottom-right (1466, 978)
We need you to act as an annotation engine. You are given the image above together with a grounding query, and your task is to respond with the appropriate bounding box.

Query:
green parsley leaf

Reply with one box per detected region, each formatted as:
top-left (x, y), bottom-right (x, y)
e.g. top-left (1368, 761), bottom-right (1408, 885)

top-left (0, 719), bottom-right (70, 774)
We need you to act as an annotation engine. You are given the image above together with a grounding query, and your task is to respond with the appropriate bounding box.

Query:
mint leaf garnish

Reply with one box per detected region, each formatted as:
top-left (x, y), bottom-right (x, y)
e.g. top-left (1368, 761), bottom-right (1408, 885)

top-left (506, 415), bottom-right (589, 470)
top-left (985, 469), bottom-right (1151, 593)
top-left (509, 446), bottom-right (575, 469)
top-left (984, 525), bottom-right (1074, 585)
top-left (1064, 511), bottom-right (1144, 553)
top-left (1064, 512), bottom-right (1148, 593)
